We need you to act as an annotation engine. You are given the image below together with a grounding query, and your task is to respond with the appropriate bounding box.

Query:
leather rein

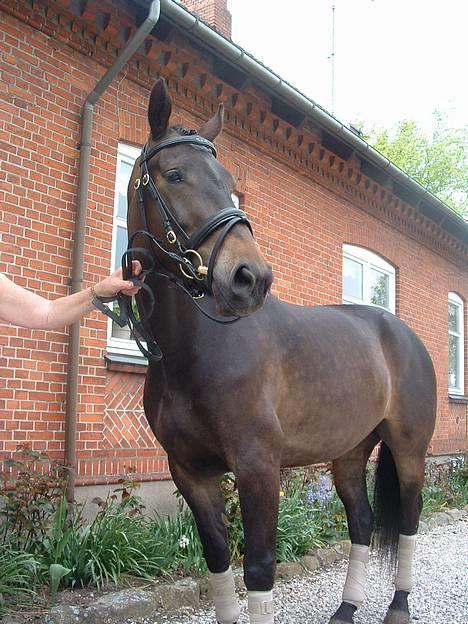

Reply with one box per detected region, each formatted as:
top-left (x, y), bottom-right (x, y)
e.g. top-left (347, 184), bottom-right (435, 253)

top-left (92, 134), bottom-right (252, 362)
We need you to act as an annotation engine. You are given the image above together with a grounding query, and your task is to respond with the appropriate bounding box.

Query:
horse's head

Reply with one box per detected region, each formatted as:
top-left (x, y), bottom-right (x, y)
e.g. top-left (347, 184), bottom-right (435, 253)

top-left (127, 79), bottom-right (273, 318)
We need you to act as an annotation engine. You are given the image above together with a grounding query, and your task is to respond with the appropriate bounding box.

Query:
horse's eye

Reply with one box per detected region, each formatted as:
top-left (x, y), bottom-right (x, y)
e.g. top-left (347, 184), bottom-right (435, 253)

top-left (164, 170), bottom-right (182, 184)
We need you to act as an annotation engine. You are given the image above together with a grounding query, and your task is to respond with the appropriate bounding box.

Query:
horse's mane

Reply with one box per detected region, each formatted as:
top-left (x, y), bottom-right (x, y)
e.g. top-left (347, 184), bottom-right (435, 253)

top-left (171, 126), bottom-right (197, 136)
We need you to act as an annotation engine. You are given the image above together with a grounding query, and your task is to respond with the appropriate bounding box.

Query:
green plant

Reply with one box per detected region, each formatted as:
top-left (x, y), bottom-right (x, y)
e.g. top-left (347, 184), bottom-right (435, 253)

top-left (0, 546), bottom-right (37, 615)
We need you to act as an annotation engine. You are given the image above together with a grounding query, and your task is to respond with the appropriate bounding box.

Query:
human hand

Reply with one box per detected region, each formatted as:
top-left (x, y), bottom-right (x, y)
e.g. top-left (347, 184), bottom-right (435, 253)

top-left (92, 261), bottom-right (144, 298)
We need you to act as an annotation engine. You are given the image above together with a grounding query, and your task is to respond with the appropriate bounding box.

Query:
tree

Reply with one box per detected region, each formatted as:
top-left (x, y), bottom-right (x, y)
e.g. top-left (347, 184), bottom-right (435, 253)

top-left (364, 113), bottom-right (467, 218)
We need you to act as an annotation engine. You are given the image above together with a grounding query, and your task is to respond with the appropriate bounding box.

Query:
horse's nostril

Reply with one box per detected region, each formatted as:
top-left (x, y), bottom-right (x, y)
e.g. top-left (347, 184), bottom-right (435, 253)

top-left (232, 265), bottom-right (256, 295)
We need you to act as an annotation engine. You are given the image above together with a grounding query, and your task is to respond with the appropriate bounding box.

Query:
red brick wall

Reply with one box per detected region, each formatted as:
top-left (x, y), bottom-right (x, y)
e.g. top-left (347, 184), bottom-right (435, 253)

top-left (180, 0), bottom-right (232, 39)
top-left (0, 0), bottom-right (466, 487)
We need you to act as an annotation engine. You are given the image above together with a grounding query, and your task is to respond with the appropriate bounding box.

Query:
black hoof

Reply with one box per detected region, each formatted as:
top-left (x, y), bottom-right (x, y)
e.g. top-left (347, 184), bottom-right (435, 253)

top-left (329, 601), bottom-right (357, 623)
top-left (383, 610), bottom-right (410, 624)
top-left (384, 591), bottom-right (410, 624)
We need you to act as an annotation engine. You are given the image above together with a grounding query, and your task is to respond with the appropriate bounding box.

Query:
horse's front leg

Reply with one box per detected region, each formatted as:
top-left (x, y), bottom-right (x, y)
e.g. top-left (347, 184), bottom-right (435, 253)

top-left (236, 443), bottom-right (281, 624)
top-left (169, 458), bottom-right (240, 624)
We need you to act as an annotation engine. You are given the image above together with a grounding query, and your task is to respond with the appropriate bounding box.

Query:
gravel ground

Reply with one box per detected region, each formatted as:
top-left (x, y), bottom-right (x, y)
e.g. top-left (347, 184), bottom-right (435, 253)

top-left (127, 520), bottom-right (468, 624)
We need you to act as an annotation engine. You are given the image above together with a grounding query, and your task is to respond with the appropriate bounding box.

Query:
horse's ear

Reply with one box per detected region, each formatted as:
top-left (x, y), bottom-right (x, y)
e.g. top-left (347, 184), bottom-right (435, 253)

top-left (198, 104), bottom-right (224, 141)
top-left (148, 78), bottom-right (172, 140)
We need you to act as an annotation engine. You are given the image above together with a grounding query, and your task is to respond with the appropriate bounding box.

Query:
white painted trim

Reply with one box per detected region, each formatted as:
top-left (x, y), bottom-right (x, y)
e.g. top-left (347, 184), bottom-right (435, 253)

top-left (107, 142), bottom-right (145, 358)
top-left (448, 292), bottom-right (465, 394)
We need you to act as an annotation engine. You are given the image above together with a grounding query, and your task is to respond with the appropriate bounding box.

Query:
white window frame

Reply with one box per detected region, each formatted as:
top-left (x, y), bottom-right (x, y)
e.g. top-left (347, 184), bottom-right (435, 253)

top-left (342, 244), bottom-right (396, 314)
top-left (107, 142), bottom-right (143, 358)
top-left (448, 292), bottom-right (465, 395)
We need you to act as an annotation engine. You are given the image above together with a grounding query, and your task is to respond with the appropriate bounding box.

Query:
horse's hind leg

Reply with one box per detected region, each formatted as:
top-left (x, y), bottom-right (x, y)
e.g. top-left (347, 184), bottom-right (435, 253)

top-left (329, 433), bottom-right (379, 624)
top-left (169, 458), bottom-right (240, 624)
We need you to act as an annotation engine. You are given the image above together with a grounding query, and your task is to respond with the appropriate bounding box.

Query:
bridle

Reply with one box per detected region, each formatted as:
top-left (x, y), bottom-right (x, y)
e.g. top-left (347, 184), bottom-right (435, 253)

top-left (93, 133), bottom-right (253, 362)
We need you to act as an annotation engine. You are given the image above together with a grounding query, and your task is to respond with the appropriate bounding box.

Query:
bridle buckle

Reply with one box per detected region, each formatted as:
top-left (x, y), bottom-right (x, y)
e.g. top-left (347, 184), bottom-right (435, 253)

top-left (167, 230), bottom-right (177, 244)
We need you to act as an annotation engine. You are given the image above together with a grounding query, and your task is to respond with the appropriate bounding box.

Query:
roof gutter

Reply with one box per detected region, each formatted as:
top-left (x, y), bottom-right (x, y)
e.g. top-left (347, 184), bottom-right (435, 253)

top-left (65, 0), bottom-right (161, 501)
top-left (149, 0), bottom-right (467, 238)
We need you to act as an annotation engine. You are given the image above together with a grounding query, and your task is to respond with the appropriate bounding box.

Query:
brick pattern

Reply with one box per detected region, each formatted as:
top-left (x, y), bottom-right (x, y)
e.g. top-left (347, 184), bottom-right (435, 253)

top-left (180, 0), bottom-right (232, 39)
top-left (0, 0), bottom-right (467, 487)
top-left (103, 373), bottom-right (155, 451)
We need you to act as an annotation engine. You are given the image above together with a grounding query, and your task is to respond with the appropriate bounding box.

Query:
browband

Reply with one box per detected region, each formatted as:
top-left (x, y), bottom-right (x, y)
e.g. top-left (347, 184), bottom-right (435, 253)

top-left (140, 135), bottom-right (217, 164)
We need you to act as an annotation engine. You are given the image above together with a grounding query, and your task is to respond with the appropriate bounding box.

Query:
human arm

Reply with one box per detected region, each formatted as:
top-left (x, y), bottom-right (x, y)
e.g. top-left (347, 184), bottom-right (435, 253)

top-left (0, 261), bottom-right (143, 330)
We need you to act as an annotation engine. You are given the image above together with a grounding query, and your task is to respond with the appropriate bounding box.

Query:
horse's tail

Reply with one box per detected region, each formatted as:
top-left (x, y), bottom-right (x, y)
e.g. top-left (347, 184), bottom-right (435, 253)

top-left (372, 441), bottom-right (399, 569)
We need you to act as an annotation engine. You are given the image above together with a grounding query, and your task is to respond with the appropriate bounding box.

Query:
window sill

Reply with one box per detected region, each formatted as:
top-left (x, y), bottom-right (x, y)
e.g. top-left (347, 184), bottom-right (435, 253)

top-left (448, 394), bottom-right (468, 404)
top-left (105, 352), bottom-right (148, 374)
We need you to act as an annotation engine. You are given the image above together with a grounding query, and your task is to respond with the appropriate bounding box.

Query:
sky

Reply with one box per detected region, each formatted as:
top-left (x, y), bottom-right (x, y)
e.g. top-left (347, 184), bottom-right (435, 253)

top-left (227, 0), bottom-right (467, 135)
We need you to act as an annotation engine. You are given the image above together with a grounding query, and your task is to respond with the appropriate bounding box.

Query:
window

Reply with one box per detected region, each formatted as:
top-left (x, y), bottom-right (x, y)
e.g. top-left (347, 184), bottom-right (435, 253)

top-left (448, 292), bottom-right (464, 395)
top-left (342, 244), bottom-right (395, 313)
top-left (108, 143), bottom-right (141, 356)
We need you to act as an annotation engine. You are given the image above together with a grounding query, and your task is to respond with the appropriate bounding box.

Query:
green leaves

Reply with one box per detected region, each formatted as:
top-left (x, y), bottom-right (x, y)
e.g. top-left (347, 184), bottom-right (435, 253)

top-left (367, 113), bottom-right (468, 217)
top-left (49, 564), bottom-right (71, 605)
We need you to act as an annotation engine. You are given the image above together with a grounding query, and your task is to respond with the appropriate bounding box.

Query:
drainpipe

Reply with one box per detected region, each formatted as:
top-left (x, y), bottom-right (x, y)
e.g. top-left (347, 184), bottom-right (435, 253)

top-left (65, 0), bottom-right (161, 501)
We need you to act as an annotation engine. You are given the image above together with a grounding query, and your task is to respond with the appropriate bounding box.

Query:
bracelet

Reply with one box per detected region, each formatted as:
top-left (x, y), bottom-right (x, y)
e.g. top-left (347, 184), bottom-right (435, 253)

top-left (90, 284), bottom-right (99, 300)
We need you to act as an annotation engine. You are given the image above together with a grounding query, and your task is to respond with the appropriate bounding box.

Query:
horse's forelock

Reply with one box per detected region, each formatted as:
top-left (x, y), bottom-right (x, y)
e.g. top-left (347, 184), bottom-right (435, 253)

top-left (171, 126), bottom-right (197, 137)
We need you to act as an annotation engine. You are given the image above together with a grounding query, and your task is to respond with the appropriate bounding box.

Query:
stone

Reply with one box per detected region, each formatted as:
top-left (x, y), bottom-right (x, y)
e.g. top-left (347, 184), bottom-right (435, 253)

top-left (432, 512), bottom-right (451, 526)
top-left (333, 541), bottom-right (351, 558)
top-left (44, 580), bottom-right (200, 624)
top-left (153, 578), bottom-right (200, 610)
top-left (418, 520), bottom-right (429, 533)
top-left (316, 547), bottom-right (339, 567)
top-left (427, 517), bottom-right (438, 531)
top-left (234, 571), bottom-right (245, 592)
top-left (301, 555), bottom-right (320, 572)
top-left (197, 576), bottom-right (209, 596)
top-left (275, 561), bottom-right (303, 579)
top-left (445, 508), bottom-right (462, 521)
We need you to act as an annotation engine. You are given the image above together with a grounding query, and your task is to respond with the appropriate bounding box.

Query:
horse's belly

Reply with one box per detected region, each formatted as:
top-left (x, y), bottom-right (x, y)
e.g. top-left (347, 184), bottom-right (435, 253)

top-left (278, 384), bottom-right (388, 465)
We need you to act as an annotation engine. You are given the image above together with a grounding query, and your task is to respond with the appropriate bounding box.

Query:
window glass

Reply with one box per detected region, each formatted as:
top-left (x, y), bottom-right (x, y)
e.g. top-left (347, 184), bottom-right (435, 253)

top-left (342, 245), bottom-right (395, 313)
top-left (115, 226), bottom-right (128, 271)
top-left (448, 302), bottom-right (459, 333)
top-left (117, 160), bottom-right (134, 219)
top-left (343, 257), bottom-right (363, 300)
top-left (449, 334), bottom-right (460, 390)
top-left (370, 268), bottom-right (389, 309)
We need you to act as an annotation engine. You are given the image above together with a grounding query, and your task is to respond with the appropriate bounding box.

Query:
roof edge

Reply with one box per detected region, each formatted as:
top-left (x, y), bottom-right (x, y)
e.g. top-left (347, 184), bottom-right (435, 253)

top-left (136, 0), bottom-right (468, 242)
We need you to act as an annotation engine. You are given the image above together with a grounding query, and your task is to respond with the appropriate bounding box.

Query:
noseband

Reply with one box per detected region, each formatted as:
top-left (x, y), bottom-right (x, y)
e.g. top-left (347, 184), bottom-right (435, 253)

top-left (93, 134), bottom-right (253, 362)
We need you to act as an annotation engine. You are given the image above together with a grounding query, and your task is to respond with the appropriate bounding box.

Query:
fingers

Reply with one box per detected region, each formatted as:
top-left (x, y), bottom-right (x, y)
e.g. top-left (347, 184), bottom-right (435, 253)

top-left (131, 260), bottom-right (143, 276)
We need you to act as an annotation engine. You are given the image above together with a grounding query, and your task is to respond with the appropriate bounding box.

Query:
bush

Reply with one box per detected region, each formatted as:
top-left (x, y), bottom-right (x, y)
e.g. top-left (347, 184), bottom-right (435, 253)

top-left (423, 454), bottom-right (468, 513)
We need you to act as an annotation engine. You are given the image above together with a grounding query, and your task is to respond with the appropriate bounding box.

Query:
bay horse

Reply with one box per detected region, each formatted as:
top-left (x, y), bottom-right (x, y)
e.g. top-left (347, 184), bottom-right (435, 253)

top-left (127, 79), bottom-right (436, 624)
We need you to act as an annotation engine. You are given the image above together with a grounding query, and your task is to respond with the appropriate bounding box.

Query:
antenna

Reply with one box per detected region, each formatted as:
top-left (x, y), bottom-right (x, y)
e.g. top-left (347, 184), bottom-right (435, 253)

top-left (331, 3), bottom-right (336, 115)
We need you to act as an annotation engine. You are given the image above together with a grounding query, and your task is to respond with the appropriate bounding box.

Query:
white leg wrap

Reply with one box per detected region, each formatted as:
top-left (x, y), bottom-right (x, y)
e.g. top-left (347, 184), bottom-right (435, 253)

top-left (247, 590), bottom-right (274, 624)
top-left (209, 566), bottom-right (240, 624)
top-left (342, 544), bottom-right (370, 608)
top-left (395, 533), bottom-right (416, 592)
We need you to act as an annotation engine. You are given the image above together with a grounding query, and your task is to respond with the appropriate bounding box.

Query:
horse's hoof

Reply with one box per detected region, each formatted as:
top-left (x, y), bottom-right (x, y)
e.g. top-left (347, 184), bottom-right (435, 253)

top-left (329, 601), bottom-right (356, 623)
top-left (383, 609), bottom-right (410, 624)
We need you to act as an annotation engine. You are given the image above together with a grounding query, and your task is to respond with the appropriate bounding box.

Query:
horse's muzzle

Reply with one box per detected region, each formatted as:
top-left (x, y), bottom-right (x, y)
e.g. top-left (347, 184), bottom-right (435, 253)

top-left (215, 261), bottom-right (273, 317)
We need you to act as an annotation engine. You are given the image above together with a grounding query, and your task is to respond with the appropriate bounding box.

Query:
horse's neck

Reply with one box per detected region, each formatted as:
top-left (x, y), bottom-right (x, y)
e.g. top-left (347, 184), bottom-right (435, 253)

top-left (147, 280), bottom-right (205, 369)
